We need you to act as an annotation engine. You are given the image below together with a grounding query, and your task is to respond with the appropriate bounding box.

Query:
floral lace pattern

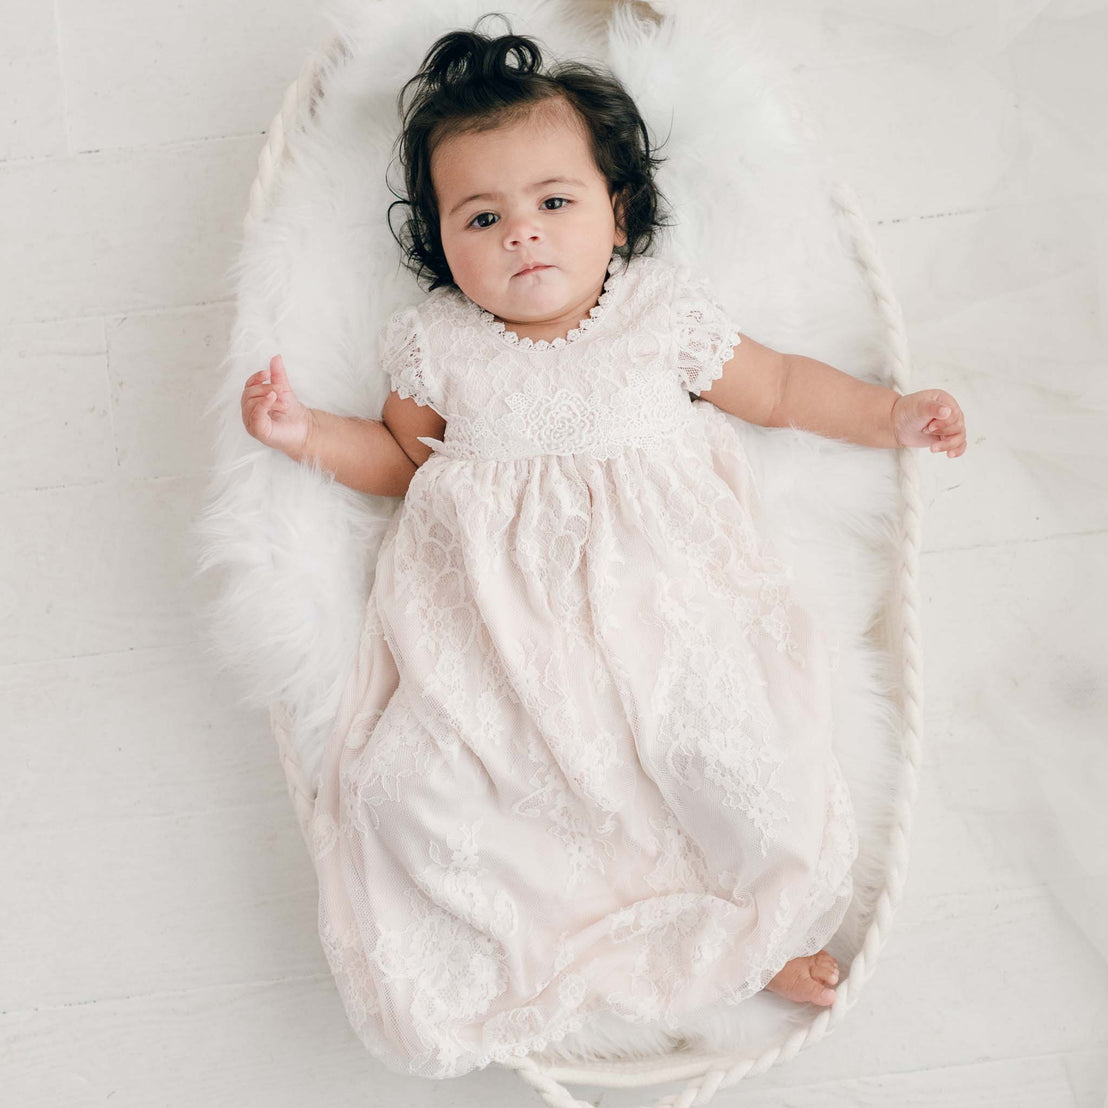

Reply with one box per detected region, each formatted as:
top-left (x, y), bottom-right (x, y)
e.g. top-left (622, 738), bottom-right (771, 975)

top-left (310, 251), bottom-right (859, 1079)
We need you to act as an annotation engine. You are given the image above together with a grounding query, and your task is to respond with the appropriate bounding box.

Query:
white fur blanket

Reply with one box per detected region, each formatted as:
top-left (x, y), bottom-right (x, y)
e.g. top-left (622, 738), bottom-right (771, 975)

top-left (194, 0), bottom-right (909, 1071)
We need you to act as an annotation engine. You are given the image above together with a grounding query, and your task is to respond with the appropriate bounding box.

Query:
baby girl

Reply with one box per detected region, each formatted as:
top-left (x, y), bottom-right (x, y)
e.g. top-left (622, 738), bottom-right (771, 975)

top-left (239, 19), bottom-right (965, 1082)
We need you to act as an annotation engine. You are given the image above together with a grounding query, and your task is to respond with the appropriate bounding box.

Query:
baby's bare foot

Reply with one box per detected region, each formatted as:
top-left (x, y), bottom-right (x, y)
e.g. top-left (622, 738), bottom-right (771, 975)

top-left (764, 950), bottom-right (840, 1006)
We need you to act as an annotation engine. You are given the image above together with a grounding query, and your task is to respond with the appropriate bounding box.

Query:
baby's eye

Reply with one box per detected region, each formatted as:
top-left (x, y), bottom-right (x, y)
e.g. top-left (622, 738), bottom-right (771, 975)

top-left (468, 198), bottom-right (570, 229)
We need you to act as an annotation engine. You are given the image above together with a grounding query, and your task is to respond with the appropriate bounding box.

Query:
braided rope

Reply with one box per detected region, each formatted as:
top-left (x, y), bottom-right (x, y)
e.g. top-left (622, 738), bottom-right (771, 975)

top-left (247, 30), bottom-right (923, 1108)
top-left (243, 39), bottom-right (348, 237)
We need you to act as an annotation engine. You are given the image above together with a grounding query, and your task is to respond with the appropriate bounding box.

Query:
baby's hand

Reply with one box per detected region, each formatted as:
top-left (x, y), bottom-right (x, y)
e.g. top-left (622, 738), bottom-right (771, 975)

top-left (241, 355), bottom-right (312, 457)
top-left (891, 389), bottom-right (966, 458)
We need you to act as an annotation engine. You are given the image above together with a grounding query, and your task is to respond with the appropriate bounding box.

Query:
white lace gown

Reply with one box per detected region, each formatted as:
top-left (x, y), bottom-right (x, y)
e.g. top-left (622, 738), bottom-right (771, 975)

top-left (309, 250), bottom-right (859, 1079)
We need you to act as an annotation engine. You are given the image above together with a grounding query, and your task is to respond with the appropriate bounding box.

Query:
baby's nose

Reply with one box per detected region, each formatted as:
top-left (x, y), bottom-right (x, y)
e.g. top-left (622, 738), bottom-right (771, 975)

top-left (503, 217), bottom-right (542, 244)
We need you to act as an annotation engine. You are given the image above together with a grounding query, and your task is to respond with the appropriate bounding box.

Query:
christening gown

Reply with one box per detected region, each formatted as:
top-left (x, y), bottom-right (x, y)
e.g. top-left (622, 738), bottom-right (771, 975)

top-left (309, 250), bottom-right (859, 1080)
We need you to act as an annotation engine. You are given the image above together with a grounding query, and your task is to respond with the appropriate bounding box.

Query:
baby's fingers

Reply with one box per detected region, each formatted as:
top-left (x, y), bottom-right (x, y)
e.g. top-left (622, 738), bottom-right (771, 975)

top-left (242, 394), bottom-right (274, 435)
top-left (929, 425), bottom-right (964, 443)
top-left (930, 432), bottom-right (966, 456)
top-left (244, 357), bottom-right (287, 389)
top-left (244, 388), bottom-right (275, 413)
top-left (269, 354), bottom-right (290, 388)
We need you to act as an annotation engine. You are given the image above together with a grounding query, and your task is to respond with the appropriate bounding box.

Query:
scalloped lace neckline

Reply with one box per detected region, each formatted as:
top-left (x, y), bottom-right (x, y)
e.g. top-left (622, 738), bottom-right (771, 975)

top-left (473, 253), bottom-right (625, 352)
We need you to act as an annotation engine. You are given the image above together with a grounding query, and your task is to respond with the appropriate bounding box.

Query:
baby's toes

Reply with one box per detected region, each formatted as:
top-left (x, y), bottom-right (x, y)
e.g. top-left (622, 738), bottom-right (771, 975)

top-left (812, 951), bottom-right (839, 986)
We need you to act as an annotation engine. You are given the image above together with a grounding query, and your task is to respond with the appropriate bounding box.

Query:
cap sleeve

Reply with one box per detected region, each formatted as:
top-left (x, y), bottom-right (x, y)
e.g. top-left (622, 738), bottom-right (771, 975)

top-left (672, 264), bottom-right (742, 396)
top-left (382, 304), bottom-right (443, 414)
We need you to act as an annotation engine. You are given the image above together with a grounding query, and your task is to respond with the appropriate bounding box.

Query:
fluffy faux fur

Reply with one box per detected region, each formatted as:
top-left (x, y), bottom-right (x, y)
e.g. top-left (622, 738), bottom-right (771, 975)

top-left (192, 0), bottom-right (909, 1072)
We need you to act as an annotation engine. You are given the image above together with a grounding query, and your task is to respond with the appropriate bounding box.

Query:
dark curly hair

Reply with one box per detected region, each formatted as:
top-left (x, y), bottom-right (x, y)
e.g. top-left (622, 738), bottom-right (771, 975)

top-left (386, 12), bottom-right (674, 293)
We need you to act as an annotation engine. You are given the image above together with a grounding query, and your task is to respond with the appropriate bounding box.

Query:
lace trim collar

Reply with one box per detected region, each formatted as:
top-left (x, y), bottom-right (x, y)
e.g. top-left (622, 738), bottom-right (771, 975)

top-left (468, 252), bottom-right (628, 352)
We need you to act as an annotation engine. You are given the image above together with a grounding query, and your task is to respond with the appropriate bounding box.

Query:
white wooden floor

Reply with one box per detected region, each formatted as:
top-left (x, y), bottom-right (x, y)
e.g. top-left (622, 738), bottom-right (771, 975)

top-left (2, 1), bottom-right (1106, 1105)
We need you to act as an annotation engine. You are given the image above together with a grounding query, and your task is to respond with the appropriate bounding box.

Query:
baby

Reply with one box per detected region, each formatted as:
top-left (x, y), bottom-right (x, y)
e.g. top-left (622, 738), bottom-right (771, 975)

top-left (239, 17), bottom-right (965, 1081)
top-left (241, 49), bottom-right (966, 494)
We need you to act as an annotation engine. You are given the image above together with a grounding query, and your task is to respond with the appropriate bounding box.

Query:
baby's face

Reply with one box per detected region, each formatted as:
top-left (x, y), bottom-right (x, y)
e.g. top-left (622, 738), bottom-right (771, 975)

top-left (431, 98), bottom-right (626, 331)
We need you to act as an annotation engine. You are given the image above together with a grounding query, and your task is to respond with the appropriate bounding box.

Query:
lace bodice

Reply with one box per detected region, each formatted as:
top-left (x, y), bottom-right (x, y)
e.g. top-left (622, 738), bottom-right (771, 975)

top-left (383, 251), bottom-right (743, 461)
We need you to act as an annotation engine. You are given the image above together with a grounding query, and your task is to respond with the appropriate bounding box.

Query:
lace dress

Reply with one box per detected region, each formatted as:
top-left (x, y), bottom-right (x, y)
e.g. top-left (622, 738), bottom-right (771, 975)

top-left (309, 250), bottom-right (859, 1080)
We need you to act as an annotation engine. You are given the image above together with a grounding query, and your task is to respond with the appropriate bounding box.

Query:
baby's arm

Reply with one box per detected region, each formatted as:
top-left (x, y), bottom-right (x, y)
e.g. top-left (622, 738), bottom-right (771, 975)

top-left (298, 408), bottom-right (418, 496)
top-left (700, 340), bottom-right (965, 456)
top-left (773, 353), bottom-right (966, 456)
top-left (381, 389), bottom-right (448, 470)
top-left (770, 352), bottom-right (901, 449)
top-left (695, 334), bottom-right (898, 445)
top-left (241, 356), bottom-right (418, 496)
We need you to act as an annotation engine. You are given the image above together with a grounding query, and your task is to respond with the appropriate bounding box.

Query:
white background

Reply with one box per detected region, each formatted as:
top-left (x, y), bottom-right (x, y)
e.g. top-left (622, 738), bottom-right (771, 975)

top-left (2, 0), bottom-right (1105, 1104)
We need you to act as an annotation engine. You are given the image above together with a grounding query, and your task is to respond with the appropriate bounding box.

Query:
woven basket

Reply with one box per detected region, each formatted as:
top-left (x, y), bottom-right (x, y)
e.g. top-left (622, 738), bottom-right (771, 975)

top-left (238, 14), bottom-right (924, 1108)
